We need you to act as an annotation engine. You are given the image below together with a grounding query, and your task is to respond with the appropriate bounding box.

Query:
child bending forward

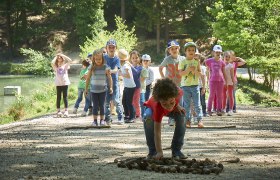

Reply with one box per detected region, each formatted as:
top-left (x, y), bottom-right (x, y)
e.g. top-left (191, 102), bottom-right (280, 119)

top-left (143, 78), bottom-right (186, 160)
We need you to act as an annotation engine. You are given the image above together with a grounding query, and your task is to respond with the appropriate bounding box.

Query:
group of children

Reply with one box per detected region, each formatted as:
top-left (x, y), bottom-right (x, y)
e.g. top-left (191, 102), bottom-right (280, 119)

top-left (51, 39), bottom-right (245, 160)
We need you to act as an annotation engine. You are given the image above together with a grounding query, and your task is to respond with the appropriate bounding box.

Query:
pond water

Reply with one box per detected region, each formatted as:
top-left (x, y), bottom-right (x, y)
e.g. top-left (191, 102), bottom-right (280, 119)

top-left (0, 75), bottom-right (79, 113)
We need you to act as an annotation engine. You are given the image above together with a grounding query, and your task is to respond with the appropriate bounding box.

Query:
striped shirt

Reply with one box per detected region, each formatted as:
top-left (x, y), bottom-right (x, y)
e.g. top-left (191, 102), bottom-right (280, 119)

top-left (90, 65), bottom-right (110, 93)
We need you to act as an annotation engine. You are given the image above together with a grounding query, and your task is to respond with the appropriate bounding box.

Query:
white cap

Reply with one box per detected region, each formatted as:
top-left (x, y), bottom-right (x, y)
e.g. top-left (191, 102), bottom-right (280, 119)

top-left (142, 54), bottom-right (151, 61)
top-left (213, 45), bottom-right (222, 52)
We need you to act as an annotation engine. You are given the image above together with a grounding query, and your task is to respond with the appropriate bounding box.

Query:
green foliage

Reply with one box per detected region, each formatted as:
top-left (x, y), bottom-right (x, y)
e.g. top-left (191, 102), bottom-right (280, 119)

top-left (238, 78), bottom-right (280, 107)
top-left (0, 62), bottom-right (12, 74)
top-left (209, 0), bottom-right (280, 58)
top-left (73, 0), bottom-right (107, 42)
top-left (80, 16), bottom-right (138, 58)
top-left (19, 48), bottom-right (53, 75)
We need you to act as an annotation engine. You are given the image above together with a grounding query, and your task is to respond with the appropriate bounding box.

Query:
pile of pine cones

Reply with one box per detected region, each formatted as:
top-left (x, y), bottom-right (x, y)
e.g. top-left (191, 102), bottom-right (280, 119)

top-left (115, 157), bottom-right (224, 174)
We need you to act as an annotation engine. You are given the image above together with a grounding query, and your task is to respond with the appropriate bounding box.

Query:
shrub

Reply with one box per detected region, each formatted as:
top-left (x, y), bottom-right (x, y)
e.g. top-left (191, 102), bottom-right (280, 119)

top-left (19, 48), bottom-right (54, 76)
top-left (80, 16), bottom-right (138, 58)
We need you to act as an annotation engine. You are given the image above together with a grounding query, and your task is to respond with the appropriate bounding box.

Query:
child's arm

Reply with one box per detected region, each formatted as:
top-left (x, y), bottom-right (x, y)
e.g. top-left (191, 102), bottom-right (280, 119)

top-left (85, 69), bottom-right (93, 95)
top-left (51, 57), bottom-right (57, 70)
top-left (195, 62), bottom-right (202, 76)
top-left (121, 68), bottom-right (131, 79)
top-left (236, 57), bottom-right (246, 67)
top-left (179, 66), bottom-right (193, 76)
top-left (106, 69), bottom-right (113, 94)
top-left (230, 66), bottom-right (235, 85)
top-left (159, 66), bottom-right (165, 78)
top-left (201, 73), bottom-right (206, 95)
top-left (58, 53), bottom-right (72, 63)
top-left (222, 66), bottom-right (227, 86)
top-left (110, 66), bottom-right (119, 74)
top-left (154, 121), bottom-right (163, 159)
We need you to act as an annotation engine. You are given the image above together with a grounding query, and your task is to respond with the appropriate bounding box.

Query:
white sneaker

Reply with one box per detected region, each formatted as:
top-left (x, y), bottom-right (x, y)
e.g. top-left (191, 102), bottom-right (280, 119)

top-left (72, 108), bottom-right (77, 114)
top-left (227, 110), bottom-right (233, 116)
top-left (56, 111), bottom-right (63, 118)
top-left (192, 116), bottom-right (198, 125)
top-left (81, 111), bottom-right (87, 117)
top-left (63, 111), bottom-right (69, 117)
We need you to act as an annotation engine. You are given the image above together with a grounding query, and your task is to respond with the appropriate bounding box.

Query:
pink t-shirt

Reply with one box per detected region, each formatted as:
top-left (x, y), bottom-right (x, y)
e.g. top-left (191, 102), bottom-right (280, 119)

top-left (205, 58), bottom-right (225, 82)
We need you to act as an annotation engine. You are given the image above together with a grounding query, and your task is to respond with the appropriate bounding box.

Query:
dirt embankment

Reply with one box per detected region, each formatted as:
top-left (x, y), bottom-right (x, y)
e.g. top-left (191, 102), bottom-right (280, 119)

top-left (0, 105), bottom-right (279, 180)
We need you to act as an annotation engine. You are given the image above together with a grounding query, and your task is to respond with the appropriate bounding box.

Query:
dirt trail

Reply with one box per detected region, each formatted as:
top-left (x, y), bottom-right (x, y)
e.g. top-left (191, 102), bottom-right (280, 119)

top-left (0, 105), bottom-right (280, 180)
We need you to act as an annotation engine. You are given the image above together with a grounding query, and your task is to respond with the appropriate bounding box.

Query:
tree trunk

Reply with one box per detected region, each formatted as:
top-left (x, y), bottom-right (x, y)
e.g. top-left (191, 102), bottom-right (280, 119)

top-left (164, 21), bottom-right (169, 42)
top-left (6, 0), bottom-right (13, 57)
top-left (121, 0), bottom-right (125, 20)
top-left (156, 23), bottom-right (160, 54)
top-left (247, 67), bottom-right (252, 81)
top-left (156, 0), bottom-right (160, 54)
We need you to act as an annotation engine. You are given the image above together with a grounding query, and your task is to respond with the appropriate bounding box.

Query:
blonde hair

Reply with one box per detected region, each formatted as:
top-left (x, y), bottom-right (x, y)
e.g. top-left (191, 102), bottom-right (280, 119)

top-left (91, 48), bottom-right (105, 72)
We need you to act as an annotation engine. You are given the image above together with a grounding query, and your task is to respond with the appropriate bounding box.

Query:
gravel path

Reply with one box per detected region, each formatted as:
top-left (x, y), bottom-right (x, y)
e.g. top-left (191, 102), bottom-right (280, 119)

top-left (0, 105), bottom-right (279, 180)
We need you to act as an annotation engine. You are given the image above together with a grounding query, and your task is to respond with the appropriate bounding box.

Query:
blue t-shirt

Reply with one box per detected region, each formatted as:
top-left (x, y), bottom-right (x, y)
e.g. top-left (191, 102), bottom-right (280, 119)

top-left (131, 65), bottom-right (143, 88)
top-left (103, 54), bottom-right (121, 84)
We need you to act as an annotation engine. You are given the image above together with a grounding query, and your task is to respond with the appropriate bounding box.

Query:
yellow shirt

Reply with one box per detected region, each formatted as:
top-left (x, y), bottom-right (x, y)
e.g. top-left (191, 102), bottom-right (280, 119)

top-left (178, 59), bottom-right (200, 86)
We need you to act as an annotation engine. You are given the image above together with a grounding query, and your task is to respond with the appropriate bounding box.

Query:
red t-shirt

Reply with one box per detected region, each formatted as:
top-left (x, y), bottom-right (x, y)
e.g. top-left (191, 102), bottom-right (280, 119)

top-left (144, 89), bottom-right (183, 123)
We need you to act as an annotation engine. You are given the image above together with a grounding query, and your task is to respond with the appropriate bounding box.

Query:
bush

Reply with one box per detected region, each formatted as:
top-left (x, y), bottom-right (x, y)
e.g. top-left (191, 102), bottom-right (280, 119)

top-left (0, 62), bottom-right (12, 74)
top-left (80, 16), bottom-right (138, 58)
top-left (19, 48), bottom-right (54, 76)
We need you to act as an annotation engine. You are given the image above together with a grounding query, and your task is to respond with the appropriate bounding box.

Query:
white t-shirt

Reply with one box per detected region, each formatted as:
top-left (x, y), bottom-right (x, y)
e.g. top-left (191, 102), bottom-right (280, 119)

top-left (121, 63), bottom-right (136, 88)
top-left (198, 65), bottom-right (206, 88)
top-left (54, 64), bottom-right (70, 86)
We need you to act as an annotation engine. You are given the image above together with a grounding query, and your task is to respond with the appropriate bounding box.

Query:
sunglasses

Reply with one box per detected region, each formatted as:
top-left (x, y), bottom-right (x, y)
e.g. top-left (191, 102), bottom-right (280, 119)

top-left (143, 60), bottom-right (149, 62)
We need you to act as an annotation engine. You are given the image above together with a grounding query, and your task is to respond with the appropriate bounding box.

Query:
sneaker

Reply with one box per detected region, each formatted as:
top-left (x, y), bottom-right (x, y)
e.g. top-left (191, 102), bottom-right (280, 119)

top-left (172, 151), bottom-right (186, 160)
top-left (63, 111), bottom-right (69, 117)
top-left (186, 121), bottom-right (191, 128)
top-left (192, 116), bottom-right (198, 125)
top-left (207, 111), bottom-right (213, 116)
top-left (221, 109), bottom-right (226, 115)
top-left (125, 119), bottom-right (135, 123)
top-left (117, 120), bottom-right (124, 125)
top-left (217, 111), bottom-right (222, 116)
top-left (168, 118), bottom-right (175, 126)
top-left (105, 120), bottom-right (111, 126)
top-left (81, 111), bottom-right (87, 117)
top-left (203, 113), bottom-right (209, 117)
top-left (92, 120), bottom-right (98, 126)
top-left (233, 110), bottom-right (237, 113)
top-left (198, 121), bottom-right (204, 128)
top-left (100, 120), bottom-right (106, 126)
top-left (227, 110), bottom-right (233, 116)
top-left (72, 108), bottom-right (77, 114)
top-left (56, 111), bottom-right (63, 118)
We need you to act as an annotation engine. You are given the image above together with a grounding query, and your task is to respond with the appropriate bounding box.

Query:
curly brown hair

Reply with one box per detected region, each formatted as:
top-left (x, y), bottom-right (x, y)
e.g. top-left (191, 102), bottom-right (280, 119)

top-left (152, 78), bottom-right (179, 102)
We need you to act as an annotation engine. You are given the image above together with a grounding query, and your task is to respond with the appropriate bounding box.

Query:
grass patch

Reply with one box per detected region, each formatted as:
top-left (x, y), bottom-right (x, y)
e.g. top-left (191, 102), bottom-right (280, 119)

top-left (0, 83), bottom-right (77, 125)
top-left (237, 77), bottom-right (280, 107)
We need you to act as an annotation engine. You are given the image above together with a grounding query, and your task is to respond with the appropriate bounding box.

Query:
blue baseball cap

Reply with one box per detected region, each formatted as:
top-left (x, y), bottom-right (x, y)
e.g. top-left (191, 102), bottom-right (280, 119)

top-left (106, 39), bottom-right (117, 46)
top-left (87, 53), bottom-right (92, 58)
top-left (167, 40), bottom-right (180, 48)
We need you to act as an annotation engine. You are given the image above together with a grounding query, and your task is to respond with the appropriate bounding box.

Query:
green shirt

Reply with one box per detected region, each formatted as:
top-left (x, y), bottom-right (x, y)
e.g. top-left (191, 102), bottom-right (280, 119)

top-left (78, 68), bottom-right (89, 89)
top-left (178, 59), bottom-right (200, 86)
top-left (140, 67), bottom-right (149, 93)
